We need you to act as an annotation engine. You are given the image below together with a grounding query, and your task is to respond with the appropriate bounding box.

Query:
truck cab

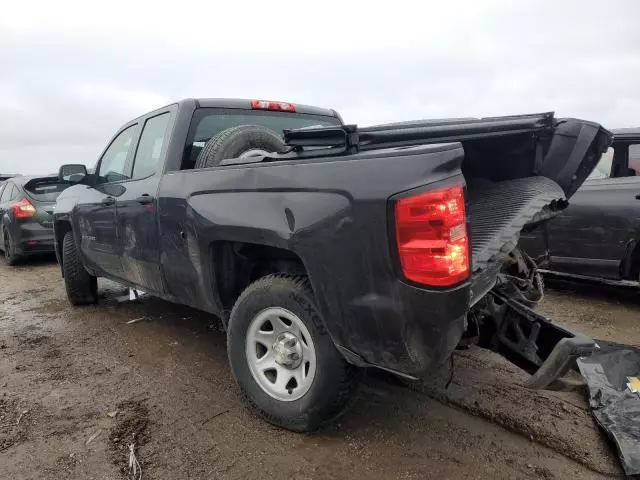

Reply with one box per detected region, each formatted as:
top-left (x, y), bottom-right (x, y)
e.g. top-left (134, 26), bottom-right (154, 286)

top-left (54, 99), bottom-right (342, 292)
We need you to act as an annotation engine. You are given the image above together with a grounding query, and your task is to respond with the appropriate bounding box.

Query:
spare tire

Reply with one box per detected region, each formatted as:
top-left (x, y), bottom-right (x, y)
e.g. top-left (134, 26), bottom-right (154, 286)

top-left (194, 125), bottom-right (288, 169)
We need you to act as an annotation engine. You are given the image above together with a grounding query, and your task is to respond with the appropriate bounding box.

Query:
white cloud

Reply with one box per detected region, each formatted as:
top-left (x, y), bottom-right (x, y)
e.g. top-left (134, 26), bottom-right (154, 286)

top-left (0, 0), bottom-right (639, 174)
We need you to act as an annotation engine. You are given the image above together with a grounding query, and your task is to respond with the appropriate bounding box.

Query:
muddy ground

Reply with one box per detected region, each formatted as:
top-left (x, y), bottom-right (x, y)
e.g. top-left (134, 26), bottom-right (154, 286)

top-left (1, 258), bottom-right (636, 479)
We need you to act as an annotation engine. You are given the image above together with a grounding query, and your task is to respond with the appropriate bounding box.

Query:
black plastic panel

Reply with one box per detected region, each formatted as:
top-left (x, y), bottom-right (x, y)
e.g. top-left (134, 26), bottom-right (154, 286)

top-left (467, 177), bottom-right (566, 270)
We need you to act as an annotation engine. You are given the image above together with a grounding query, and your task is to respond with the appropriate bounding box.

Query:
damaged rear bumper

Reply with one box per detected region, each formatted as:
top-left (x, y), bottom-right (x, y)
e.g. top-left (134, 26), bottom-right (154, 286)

top-left (481, 290), bottom-right (596, 389)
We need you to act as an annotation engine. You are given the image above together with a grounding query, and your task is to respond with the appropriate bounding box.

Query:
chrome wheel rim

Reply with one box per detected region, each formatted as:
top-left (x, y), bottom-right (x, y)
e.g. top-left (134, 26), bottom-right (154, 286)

top-left (245, 307), bottom-right (317, 402)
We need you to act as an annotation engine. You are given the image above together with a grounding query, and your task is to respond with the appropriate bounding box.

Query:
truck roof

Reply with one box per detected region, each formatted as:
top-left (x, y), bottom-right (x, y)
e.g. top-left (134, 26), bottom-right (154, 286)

top-left (612, 127), bottom-right (640, 140)
top-left (140, 98), bottom-right (340, 122)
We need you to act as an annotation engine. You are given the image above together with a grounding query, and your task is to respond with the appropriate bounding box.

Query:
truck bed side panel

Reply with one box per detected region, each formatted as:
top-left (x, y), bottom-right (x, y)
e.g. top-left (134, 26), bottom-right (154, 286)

top-left (157, 143), bottom-right (468, 374)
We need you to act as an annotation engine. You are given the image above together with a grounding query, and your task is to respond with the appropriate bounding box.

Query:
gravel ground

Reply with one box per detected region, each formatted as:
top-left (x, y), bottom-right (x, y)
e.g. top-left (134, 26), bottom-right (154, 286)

top-left (0, 257), bottom-right (633, 479)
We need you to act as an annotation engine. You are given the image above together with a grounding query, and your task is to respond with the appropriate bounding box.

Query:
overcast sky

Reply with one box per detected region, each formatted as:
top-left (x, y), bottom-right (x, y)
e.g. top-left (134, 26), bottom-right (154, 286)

top-left (1, 0), bottom-right (639, 174)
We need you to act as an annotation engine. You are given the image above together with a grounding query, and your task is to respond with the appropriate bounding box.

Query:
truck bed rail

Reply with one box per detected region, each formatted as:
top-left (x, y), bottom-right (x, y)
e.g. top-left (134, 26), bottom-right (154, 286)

top-left (284, 112), bottom-right (555, 153)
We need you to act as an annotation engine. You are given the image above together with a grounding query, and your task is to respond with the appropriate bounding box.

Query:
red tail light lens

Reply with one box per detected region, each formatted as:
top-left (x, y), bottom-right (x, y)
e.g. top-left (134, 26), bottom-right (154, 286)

top-left (251, 99), bottom-right (296, 112)
top-left (395, 184), bottom-right (469, 287)
top-left (11, 198), bottom-right (36, 219)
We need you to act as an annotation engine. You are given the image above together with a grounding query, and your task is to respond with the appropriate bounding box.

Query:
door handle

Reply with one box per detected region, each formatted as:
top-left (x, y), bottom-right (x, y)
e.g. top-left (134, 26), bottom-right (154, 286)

top-left (136, 194), bottom-right (154, 205)
top-left (101, 196), bottom-right (115, 206)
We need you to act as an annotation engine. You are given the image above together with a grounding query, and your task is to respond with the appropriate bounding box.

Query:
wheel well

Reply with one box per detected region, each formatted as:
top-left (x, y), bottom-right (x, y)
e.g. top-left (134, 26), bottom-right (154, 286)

top-left (627, 243), bottom-right (640, 281)
top-left (211, 241), bottom-right (307, 312)
top-left (55, 220), bottom-right (72, 274)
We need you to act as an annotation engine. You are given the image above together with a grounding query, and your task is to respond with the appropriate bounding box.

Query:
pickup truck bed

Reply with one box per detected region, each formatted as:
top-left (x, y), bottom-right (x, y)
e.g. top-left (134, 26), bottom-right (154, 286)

top-left (53, 99), bottom-right (612, 431)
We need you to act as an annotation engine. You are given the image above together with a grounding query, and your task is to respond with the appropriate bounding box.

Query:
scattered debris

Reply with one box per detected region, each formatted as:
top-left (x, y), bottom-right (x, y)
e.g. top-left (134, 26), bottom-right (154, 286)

top-left (126, 318), bottom-right (146, 325)
top-left (116, 288), bottom-right (149, 305)
top-left (86, 428), bottom-right (102, 446)
top-left (202, 409), bottom-right (230, 426)
top-left (16, 410), bottom-right (28, 426)
top-left (109, 400), bottom-right (149, 473)
top-left (128, 443), bottom-right (142, 480)
top-left (578, 341), bottom-right (640, 475)
top-left (626, 376), bottom-right (640, 396)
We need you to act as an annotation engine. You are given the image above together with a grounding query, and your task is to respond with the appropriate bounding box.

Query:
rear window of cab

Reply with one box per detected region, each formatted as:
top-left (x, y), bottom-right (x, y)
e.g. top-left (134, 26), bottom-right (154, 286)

top-left (182, 108), bottom-right (341, 170)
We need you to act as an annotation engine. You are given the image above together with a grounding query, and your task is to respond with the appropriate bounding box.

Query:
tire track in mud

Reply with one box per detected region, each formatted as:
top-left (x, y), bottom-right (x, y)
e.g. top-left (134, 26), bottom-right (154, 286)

top-left (408, 348), bottom-right (621, 477)
top-left (0, 261), bottom-right (621, 479)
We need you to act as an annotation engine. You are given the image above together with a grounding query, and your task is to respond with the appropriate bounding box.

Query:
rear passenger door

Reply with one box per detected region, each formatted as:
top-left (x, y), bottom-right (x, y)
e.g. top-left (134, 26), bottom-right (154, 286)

top-left (545, 145), bottom-right (640, 279)
top-left (115, 110), bottom-right (173, 293)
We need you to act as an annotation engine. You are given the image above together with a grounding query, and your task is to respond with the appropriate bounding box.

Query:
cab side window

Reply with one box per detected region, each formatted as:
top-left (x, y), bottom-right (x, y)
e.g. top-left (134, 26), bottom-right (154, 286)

top-left (132, 113), bottom-right (171, 180)
top-left (628, 144), bottom-right (640, 176)
top-left (97, 125), bottom-right (138, 183)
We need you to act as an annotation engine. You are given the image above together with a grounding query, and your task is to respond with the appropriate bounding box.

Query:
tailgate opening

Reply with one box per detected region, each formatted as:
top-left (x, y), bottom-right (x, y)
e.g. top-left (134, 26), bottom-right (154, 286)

top-left (284, 113), bottom-right (612, 274)
top-left (459, 119), bottom-right (612, 272)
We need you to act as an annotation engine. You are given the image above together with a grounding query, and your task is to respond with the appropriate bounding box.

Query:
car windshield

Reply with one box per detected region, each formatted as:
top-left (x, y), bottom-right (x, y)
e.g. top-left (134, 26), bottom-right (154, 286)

top-left (23, 178), bottom-right (70, 202)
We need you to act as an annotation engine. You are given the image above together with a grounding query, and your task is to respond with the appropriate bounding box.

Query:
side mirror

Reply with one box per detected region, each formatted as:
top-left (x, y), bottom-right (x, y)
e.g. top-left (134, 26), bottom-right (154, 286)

top-left (59, 164), bottom-right (88, 183)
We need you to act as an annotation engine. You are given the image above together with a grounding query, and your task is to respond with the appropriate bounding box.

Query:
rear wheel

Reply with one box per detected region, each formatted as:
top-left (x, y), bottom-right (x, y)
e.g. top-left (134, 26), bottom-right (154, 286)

top-left (62, 231), bottom-right (97, 305)
top-left (227, 274), bottom-right (358, 432)
top-left (194, 125), bottom-right (288, 169)
top-left (3, 228), bottom-right (21, 266)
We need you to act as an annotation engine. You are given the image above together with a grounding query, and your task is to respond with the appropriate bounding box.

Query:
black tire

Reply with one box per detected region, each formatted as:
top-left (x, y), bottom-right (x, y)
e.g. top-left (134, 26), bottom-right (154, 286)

top-left (194, 125), bottom-right (288, 169)
top-left (227, 274), bottom-right (358, 432)
top-left (3, 228), bottom-right (21, 266)
top-left (62, 231), bottom-right (97, 305)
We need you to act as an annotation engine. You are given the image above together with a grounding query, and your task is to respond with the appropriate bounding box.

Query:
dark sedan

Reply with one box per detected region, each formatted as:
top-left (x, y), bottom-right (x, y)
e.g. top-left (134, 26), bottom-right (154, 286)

top-left (520, 128), bottom-right (640, 283)
top-left (0, 175), bottom-right (70, 264)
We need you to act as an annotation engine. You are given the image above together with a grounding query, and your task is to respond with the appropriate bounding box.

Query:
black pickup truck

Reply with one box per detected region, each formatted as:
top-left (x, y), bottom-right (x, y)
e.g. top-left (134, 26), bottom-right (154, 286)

top-left (54, 98), bottom-right (612, 431)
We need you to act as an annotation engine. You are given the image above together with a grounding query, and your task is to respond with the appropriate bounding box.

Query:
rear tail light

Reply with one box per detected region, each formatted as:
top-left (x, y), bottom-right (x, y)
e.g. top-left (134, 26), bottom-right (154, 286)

top-left (251, 99), bottom-right (296, 112)
top-left (394, 184), bottom-right (470, 287)
top-left (11, 198), bottom-right (36, 219)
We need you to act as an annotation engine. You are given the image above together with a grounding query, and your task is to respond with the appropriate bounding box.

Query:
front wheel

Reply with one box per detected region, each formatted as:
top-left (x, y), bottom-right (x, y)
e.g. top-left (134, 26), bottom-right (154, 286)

top-left (62, 231), bottom-right (98, 305)
top-left (227, 274), bottom-right (358, 432)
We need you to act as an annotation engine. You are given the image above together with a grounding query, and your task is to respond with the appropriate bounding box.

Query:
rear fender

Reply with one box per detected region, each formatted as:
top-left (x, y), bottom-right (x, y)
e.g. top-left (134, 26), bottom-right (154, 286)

top-left (162, 143), bottom-right (468, 373)
top-left (188, 188), bottom-right (352, 330)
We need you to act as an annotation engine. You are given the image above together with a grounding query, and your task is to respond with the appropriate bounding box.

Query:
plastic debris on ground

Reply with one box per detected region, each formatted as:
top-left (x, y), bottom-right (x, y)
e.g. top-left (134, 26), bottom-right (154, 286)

top-left (128, 443), bottom-right (142, 480)
top-left (577, 341), bottom-right (640, 476)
